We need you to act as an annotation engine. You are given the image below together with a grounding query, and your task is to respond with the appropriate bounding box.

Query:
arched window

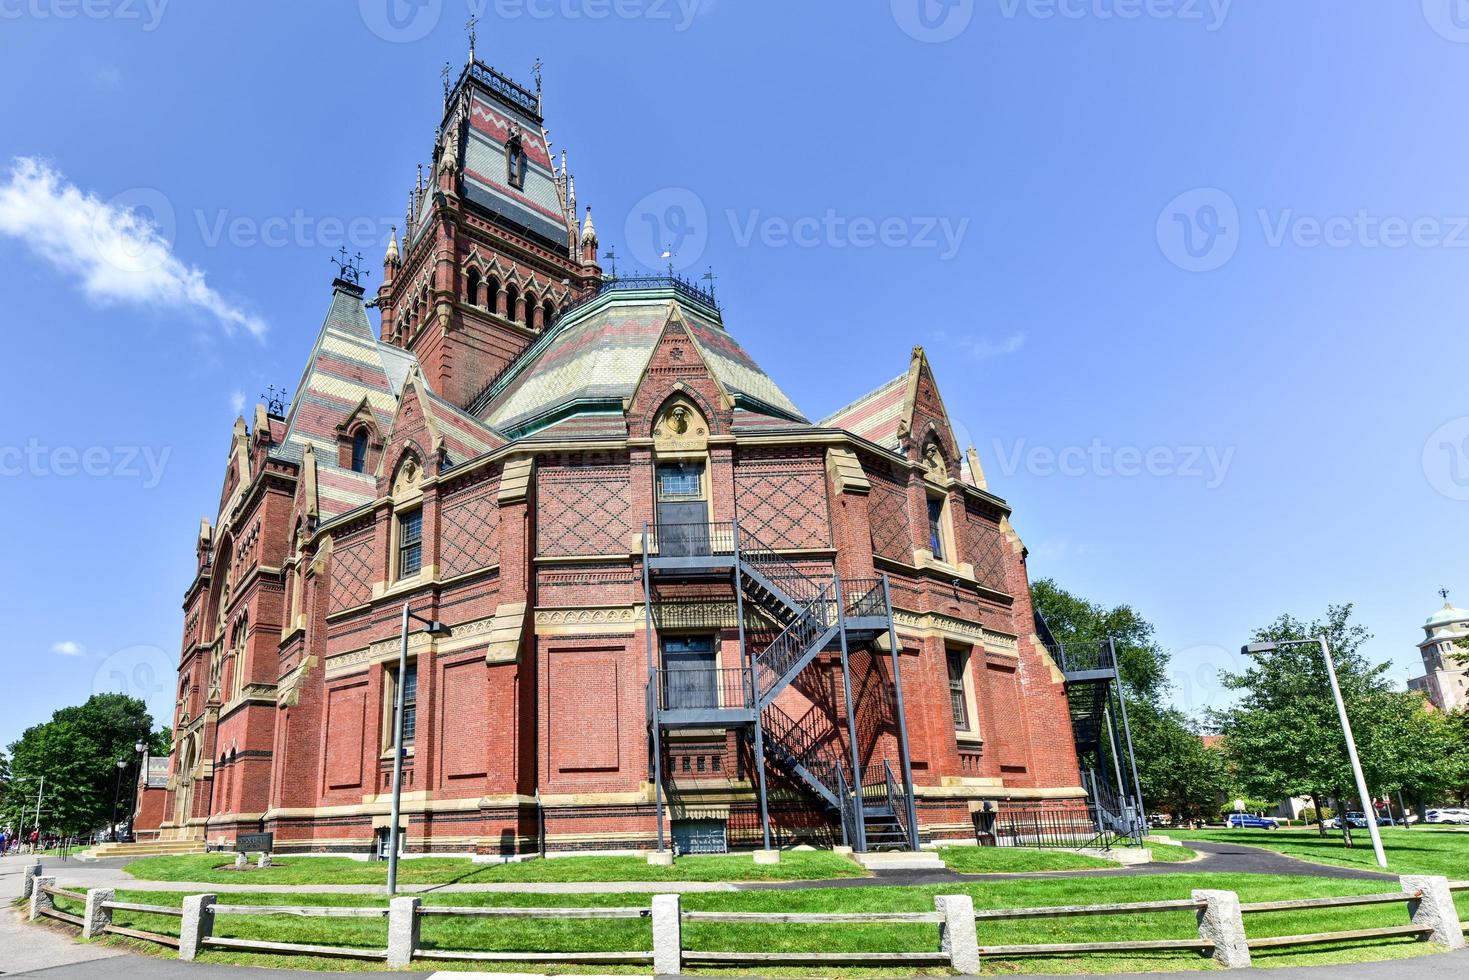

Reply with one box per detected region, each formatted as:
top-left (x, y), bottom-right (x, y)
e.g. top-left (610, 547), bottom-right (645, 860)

top-left (505, 284), bottom-right (520, 324)
top-left (466, 267), bottom-right (481, 307)
top-left (486, 276), bottom-right (501, 315)
top-left (350, 428), bottom-right (369, 473)
top-left (542, 298), bottom-right (556, 329)
top-left (524, 291), bottom-right (538, 329)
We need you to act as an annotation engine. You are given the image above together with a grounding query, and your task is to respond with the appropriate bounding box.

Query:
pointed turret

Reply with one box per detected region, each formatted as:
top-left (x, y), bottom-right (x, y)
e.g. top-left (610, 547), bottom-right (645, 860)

top-left (581, 206), bottom-right (598, 264)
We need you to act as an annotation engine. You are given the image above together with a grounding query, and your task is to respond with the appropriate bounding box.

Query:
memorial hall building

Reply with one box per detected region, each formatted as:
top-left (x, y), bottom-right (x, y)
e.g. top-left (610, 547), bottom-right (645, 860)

top-left (140, 55), bottom-right (1094, 856)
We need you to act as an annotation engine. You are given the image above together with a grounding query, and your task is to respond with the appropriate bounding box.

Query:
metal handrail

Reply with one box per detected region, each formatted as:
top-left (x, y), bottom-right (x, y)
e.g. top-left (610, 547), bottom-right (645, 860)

top-left (736, 524), bottom-right (833, 609)
top-left (753, 583), bottom-right (836, 695)
top-left (646, 521), bottom-right (737, 558)
top-left (762, 702), bottom-right (849, 806)
top-left (656, 667), bottom-right (751, 711)
top-left (884, 759), bottom-right (910, 846)
top-left (842, 578), bottom-right (886, 619)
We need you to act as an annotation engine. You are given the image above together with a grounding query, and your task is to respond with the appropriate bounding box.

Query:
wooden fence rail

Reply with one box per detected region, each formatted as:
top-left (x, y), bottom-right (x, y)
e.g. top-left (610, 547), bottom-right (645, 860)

top-left (20, 867), bottom-right (1468, 973)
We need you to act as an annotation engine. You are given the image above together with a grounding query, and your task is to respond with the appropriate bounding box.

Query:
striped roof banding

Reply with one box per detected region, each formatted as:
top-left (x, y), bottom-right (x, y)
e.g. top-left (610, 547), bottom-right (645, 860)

top-left (271, 282), bottom-right (416, 519)
top-left (480, 295), bottom-right (806, 438)
top-left (818, 374), bottom-right (908, 450)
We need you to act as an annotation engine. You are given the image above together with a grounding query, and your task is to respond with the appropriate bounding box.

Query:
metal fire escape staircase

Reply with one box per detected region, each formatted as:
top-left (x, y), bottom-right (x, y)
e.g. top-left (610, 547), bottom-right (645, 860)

top-left (1037, 612), bottom-right (1146, 846)
top-left (643, 521), bottom-right (918, 853)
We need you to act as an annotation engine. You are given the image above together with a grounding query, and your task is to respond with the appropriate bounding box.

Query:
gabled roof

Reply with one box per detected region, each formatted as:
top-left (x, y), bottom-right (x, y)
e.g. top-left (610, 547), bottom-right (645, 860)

top-left (412, 373), bottom-right (506, 465)
top-left (272, 280), bottom-right (416, 518)
top-left (818, 373), bottom-right (908, 450)
top-left (478, 288), bottom-right (805, 439)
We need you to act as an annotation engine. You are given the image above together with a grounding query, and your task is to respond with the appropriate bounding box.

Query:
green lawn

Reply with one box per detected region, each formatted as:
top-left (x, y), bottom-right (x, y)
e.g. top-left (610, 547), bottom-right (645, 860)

top-left (937, 846), bottom-right (1119, 873)
top-left (1143, 842), bottom-right (1199, 863)
top-left (1168, 826), bottom-right (1469, 878)
top-left (38, 872), bottom-right (1469, 975)
top-left (123, 850), bottom-right (867, 885)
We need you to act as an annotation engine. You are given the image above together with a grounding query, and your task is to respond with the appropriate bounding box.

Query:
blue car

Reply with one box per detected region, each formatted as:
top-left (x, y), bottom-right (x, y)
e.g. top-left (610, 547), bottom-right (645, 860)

top-left (1225, 813), bottom-right (1279, 829)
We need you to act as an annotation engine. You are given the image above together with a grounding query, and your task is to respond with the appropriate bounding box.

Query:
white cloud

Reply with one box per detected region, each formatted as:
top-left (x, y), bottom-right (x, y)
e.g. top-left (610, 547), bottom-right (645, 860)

top-left (0, 157), bottom-right (266, 339)
top-left (957, 331), bottom-right (1027, 360)
top-left (230, 390), bottom-right (246, 414)
top-left (51, 640), bottom-right (83, 656)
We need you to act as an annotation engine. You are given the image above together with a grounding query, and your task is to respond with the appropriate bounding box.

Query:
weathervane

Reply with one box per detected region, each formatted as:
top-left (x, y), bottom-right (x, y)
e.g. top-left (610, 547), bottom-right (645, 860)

top-left (330, 246), bottom-right (369, 286)
top-left (1441, 587), bottom-right (1451, 603)
top-left (466, 13), bottom-right (478, 62)
top-left (605, 245), bottom-right (618, 278)
top-left (442, 60), bottom-right (452, 103)
top-left (533, 56), bottom-right (543, 94)
top-left (262, 385), bottom-right (288, 418)
top-left (702, 266), bottom-right (718, 299)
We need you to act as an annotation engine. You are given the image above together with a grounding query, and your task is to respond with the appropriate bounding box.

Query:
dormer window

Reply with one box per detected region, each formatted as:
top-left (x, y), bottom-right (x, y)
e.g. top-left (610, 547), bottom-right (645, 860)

top-left (506, 132), bottom-right (527, 189)
top-left (350, 429), bottom-right (369, 473)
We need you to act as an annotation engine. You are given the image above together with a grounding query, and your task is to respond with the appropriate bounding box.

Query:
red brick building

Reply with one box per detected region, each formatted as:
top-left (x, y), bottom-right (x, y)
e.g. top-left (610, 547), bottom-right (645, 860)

top-left (143, 57), bottom-right (1087, 856)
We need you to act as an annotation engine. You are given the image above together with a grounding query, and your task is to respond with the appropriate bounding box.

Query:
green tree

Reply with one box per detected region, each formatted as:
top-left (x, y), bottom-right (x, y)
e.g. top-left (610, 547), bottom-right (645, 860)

top-left (1214, 604), bottom-right (1435, 840)
top-left (1031, 579), bottom-right (1230, 819)
top-left (3, 693), bottom-right (164, 835)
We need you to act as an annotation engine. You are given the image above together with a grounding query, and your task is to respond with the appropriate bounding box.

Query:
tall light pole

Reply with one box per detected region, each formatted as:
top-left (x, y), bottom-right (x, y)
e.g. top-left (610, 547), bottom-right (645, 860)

top-left (1242, 636), bottom-right (1387, 869)
top-left (111, 759), bottom-right (127, 840)
top-left (387, 603), bottom-right (451, 896)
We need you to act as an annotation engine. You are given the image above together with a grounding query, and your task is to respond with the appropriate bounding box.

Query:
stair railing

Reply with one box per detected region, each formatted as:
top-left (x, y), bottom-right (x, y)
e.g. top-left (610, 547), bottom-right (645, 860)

top-left (884, 759), bottom-right (914, 850)
top-left (736, 524), bottom-right (833, 610)
top-left (752, 583), bottom-right (837, 700)
top-left (761, 703), bottom-right (848, 808)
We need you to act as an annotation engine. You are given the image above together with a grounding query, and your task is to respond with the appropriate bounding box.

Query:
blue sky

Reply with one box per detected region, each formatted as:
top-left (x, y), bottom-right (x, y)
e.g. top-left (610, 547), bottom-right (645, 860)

top-left (1, 1), bottom-right (1466, 745)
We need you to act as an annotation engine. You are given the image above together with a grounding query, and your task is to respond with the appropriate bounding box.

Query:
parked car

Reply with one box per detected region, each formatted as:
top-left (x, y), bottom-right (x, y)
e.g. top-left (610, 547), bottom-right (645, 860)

top-left (1225, 813), bottom-right (1279, 829)
top-left (1425, 808), bottom-right (1469, 825)
top-left (1322, 812), bottom-right (1395, 829)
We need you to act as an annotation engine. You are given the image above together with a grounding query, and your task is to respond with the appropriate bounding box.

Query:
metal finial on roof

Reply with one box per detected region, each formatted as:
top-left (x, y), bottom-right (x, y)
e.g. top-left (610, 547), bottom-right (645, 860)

top-left (466, 13), bottom-right (478, 63)
top-left (441, 60), bottom-right (452, 107)
top-left (533, 57), bottom-right (543, 93)
top-left (702, 266), bottom-right (718, 299)
top-left (261, 385), bottom-right (288, 419)
top-left (605, 246), bottom-right (618, 277)
top-left (1441, 587), bottom-right (1452, 603)
top-left (331, 246), bottom-right (369, 286)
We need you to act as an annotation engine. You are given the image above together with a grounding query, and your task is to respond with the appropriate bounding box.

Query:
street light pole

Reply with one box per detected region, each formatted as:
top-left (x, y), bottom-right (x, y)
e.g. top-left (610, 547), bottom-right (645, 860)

top-left (387, 603), bottom-right (451, 897)
top-left (1241, 635), bottom-right (1387, 869)
top-left (1316, 634), bottom-right (1387, 869)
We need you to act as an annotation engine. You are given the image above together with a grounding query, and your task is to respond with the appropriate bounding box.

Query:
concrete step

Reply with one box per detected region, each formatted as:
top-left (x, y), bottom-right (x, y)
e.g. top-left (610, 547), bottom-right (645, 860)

top-left (855, 850), bottom-right (945, 871)
top-left (92, 841), bottom-right (208, 858)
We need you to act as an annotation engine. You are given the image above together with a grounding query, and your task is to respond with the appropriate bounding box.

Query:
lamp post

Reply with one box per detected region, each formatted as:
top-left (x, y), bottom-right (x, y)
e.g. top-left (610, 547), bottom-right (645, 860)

top-left (387, 603), bottom-right (451, 896)
top-left (111, 758), bottom-right (127, 841)
top-left (127, 740), bottom-right (147, 839)
top-left (1241, 636), bottom-right (1387, 869)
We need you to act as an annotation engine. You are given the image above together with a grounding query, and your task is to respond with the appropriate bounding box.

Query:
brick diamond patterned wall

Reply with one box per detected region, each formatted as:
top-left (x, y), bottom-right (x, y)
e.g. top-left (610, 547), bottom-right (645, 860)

top-left (440, 480), bottom-right (500, 578)
top-left (867, 462), bottom-right (911, 563)
top-left (537, 460), bottom-right (633, 557)
top-left (734, 451), bottom-right (830, 550)
top-left (962, 502), bottom-right (1008, 593)
top-left (329, 531), bottom-right (374, 615)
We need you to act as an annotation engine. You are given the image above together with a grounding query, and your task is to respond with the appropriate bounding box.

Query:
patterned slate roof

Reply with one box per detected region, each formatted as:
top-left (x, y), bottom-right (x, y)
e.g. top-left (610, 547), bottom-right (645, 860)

top-left (461, 94), bottom-right (570, 248)
top-left (417, 382), bottom-right (505, 464)
top-left (479, 293), bottom-right (806, 438)
top-left (818, 373), bottom-right (908, 450)
top-left (271, 282), bottom-right (414, 518)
